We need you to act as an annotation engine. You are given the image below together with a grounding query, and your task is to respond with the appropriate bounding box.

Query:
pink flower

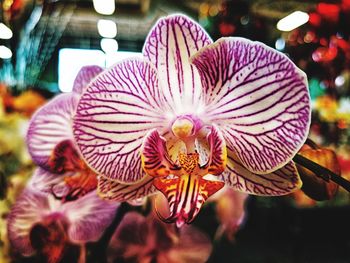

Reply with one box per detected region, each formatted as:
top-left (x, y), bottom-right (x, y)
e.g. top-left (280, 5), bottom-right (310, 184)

top-left (7, 186), bottom-right (118, 261)
top-left (73, 14), bottom-right (310, 226)
top-left (107, 211), bottom-right (212, 263)
top-left (212, 187), bottom-right (248, 241)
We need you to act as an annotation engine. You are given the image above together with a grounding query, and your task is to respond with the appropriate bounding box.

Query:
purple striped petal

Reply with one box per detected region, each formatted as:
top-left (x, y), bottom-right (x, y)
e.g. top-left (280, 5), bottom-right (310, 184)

top-left (73, 65), bottom-right (103, 94)
top-left (7, 189), bottom-right (57, 256)
top-left (73, 59), bottom-right (167, 183)
top-left (143, 14), bottom-right (212, 114)
top-left (62, 190), bottom-right (119, 243)
top-left (27, 93), bottom-right (80, 171)
top-left (97, 175), bottom-right (156, 201)
top-left (202, 125), bottom-right (227, 175)
top-left (7, 188), bottom-right (117, 255)
top-left (191, 37), bottom-right (311, 174)
top-left (28, 168), bottom-right (66, 193)
top-left (222, 148), bottom-right (301, 195)
top-left (108, 212), bottom-right (212, 263)
top-left (141, 129), bottom-right (181, 178)
top-left (28, 168), bottom-right (80, 199)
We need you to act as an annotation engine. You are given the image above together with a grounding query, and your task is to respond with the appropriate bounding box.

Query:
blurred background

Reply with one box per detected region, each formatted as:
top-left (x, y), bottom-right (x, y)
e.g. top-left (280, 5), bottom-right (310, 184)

top-left (1, 0), bottom-right (350, 262)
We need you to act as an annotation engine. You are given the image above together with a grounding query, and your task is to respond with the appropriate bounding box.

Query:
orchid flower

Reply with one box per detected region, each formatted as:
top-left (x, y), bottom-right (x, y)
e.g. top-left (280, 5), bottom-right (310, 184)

top-left (25, 65), bottom-right (103, 200)
top-left (73, 14), bottom-right (311, 227)
top-left (296, 141), bottom-right (340, 201)
top-left (107, 211), bottom-right (212, 263)
top-left (25, 66), bottom-right (153, 202)
top-left (211, 186), bottom-right (248, 241)
top-left (6, 66), bottom-right (120, 261)
top-left (8, 116), bottom-right (119, 262)
top-left (7, 183), bottom-right (118, 261)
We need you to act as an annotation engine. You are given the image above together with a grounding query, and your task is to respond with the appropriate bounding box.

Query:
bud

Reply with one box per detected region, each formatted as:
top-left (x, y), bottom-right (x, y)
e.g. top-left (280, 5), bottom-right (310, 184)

top-left (296, 144), bottom-right (340, 201)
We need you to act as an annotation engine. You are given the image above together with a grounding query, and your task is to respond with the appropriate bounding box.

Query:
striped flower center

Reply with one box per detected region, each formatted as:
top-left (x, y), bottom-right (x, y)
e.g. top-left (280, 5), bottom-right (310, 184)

top-left (142, 125), bottom-right (227, 227)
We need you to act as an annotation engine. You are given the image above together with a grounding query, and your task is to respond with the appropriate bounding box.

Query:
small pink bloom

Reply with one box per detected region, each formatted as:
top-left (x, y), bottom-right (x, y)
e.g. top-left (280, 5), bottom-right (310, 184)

top-left (213, 187), bottom-right (248, 241)
top-left (7, 188), bottom-right (118, 261)
top-left (107, 211), bottom-right (212, 263)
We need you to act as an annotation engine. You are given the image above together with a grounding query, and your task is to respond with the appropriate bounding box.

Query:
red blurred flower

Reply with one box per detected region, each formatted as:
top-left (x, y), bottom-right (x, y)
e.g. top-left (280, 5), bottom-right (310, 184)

top-left (107, 211), bottom-right (212, 263)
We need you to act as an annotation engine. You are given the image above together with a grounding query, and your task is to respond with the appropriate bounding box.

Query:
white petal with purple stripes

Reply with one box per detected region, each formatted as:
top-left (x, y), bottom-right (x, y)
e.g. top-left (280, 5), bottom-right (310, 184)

top-left (222, 148), bottom-right (301, 195)
top-left (26, 93), bottom-right (80, 171)
top-left (191, 37), bottom-right (311, 174)
top-left (97, 175), bottom-right (156, 202)
top-left (7, 189), bottom-right (59, 256)
top-left (62, 191), bottom-right (119, 243)
top-left (7, 188), bottom-right (118, 255)
top-left (143, 14), bottom-right (212, 115)
top-left (28, 168), bottom-right (76, 198)
top-left (28, 168), bottom-right (63, 193)
top-left (73, 59), bottom-right (167, 183)
top-left (73, 65), bottom-right (103, 94)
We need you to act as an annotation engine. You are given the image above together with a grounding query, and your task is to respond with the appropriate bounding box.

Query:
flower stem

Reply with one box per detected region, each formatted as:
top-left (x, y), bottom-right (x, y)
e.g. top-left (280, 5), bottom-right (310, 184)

top-left (293, 153), bottom-right (350, 192)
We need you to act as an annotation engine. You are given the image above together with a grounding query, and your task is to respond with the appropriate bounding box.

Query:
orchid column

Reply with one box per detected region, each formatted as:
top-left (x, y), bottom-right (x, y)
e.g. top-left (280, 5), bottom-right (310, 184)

top-left (73, 14), bottom-right (311, 227)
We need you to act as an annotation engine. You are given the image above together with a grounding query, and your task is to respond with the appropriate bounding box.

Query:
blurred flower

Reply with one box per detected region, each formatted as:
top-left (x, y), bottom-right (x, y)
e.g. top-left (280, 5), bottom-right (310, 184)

top-left (6, 65), bottom-right (119, 261)
top-left (212, 187), bottom-right (248, 241)
top-left (12, 90), bottom-right (46, 117)
top-left (107, 211), bottom-right (212, 263)
top-left (314, 95), bottom-right (338, 122)
top-left (296, 143), bottom-right (340, 201)
top-left (73, 14), bottom-right (310, 226)
top-left (291, 189), bottom-right (317, 207)
top-left (0, 113), bottom-right (31, 165)
top-left (26, 65), bottom-right (155, 202)
top-left (312, 46), bottom-right (338, 63)
top-left (7, 183), bottom-right (118, 262)
top-left (0, 200), bottom-right (11, 262)
top-left (26, 66), bottom-right (103, 200)
top-left (0, 83), bottom-right (13, 115)
top-left (0, 84), bottom-right (46, 117)
top-left (337, 145), bottom-right (350, 180)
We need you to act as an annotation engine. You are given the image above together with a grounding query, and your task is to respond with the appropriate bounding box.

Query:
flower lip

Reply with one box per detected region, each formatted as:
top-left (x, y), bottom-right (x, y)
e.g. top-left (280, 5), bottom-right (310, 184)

top-left (44, 212), bottom-right (65, 221)
top-left (29, 215), bottom-right (69, 262)
top-left (170, 114), bottom-right (202, 139)
top-left (30, 213), bottom-right (68, 242)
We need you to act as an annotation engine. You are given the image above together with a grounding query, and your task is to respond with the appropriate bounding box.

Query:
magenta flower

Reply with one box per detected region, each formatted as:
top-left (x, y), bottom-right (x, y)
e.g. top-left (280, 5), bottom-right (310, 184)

top-left (25, 65), bottom-right (154, 201)
top-left (26, 66), bottom-right (103, 200)
top-left (211, 186), bottom-right (248, 241)
top-left (107, 211), bottom-right (212, 263)
top-left (8, 65), bottom-right (119, 260)
top-left (7, 185), bottom-right (118, 260)
top-left (73, 14), bottom-right (311, 226)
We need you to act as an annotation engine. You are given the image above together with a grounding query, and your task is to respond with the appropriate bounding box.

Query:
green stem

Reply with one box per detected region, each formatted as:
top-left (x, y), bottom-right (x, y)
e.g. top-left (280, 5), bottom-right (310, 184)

top-left (293, 153), bottom-right (350, 192)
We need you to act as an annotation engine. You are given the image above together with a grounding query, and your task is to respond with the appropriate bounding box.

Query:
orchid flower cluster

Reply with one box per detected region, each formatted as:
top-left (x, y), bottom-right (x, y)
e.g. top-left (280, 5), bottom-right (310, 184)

top-left (7, 66), bottom-right (119, 261)
top-left (8, 13), bottom-right (312, 260)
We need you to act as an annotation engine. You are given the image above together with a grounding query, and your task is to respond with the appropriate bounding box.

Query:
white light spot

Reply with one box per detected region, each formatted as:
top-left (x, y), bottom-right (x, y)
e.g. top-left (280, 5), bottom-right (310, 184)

top-left (97, 19), bottom-right (117, 38)
top-left (338, 98), bottom-right (350, 114)
top-left (335, 75), bottom-right (345, 87)
top-left (0, 23), bottom-right (13, 39)
top-left (100, 38), bottom-right (119, 54)
top-left (93, 0), bottom-right (115, 15)
top-left (0, 45), bottom-right (12, 59)
top-left (58, 48), bottom-right (105, 92)
top-left (275, 38), bottom-right (285, 51)
top-left (277, 11), bottom-right (309, 32)
top-left (240, 16), bottom-right (249, 25)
